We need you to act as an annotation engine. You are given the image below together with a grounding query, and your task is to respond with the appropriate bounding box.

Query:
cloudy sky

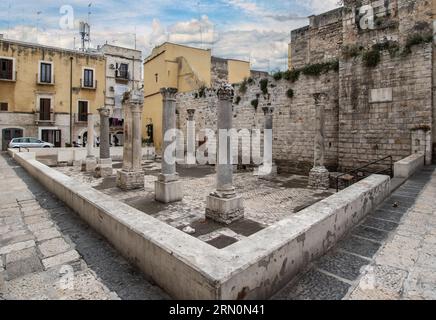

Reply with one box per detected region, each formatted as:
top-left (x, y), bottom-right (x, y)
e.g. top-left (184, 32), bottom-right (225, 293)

top-left (0, 0), bottom-right (340, 71)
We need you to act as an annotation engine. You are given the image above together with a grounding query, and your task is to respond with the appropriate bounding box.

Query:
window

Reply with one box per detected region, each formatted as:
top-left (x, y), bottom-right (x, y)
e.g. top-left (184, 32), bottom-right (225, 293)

top-left (116, 63), bottom-right (128, 79)
top-left (40, 62), bottom-right (52, 83)
top-left (78, 101), bottom-right (88, 122)
top-left (83, 69), bottom-right (94, 88)
top-left (39, 98), bottom-right (51, 121)
top-left (0, 102), bottom-right (7, 111)
top-left (0, 58), bottom-right (13, 80)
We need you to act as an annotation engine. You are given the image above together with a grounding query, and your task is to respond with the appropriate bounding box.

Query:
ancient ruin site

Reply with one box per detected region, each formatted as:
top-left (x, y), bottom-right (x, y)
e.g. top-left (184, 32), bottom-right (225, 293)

top-left (1, 0), bottom-right (436, 306)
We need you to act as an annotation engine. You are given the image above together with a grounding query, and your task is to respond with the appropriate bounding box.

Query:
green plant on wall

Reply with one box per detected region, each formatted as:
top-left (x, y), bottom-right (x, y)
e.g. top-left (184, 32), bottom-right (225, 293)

top-left (403, 33), bottom-right (433, 55)
top-left (239, 78), bottom-right (248, 94)
top-left (251, 99), bottom-right (259, 110)
top-left (283, 69), bottom-right (300, 83)
top-left (273, 71), bottom-right (283, 81)
top-left (362, 48), bottom-right (381, 68)
top-left (198, 86), bottom-right (207, 98)
top-left (259, 78), bottom-right (269, 95)
top-left (286, 89), bottom-right (294, 99)
top-left (235, 96), bottom-right (241, 105)
top-left (301, 60), bottom-right (339, 76)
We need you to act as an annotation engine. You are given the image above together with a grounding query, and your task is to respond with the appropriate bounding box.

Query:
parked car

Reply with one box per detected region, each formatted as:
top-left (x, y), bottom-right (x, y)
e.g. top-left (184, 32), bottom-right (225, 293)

top-left (9, 137), bottom-right (54, 149)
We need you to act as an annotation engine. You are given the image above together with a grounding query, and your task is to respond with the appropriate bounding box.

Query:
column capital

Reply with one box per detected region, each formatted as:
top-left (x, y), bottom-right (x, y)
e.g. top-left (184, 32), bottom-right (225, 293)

top-left (262, 105), bottom-right (274, 116)
top-left (97, 106), bottom-right (111, 117)
top-left (160, 87), bottom-right (178, 101)
top-left (187, 109), bottom-right (196, 121)
top-left (217, 83), bottom-right (234, 101)
top-left (123, 89), bottom-right (144, 106)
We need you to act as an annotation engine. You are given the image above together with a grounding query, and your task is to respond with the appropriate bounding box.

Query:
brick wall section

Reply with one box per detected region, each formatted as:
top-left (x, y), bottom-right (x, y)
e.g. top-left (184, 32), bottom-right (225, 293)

top-left (176, 71), bottom-right (339, 174)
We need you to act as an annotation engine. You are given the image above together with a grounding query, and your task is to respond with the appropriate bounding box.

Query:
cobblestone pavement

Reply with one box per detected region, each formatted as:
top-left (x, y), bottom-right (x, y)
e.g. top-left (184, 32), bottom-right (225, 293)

top-left (273, 166), bottom-right (436, 300)
top-left (0, 153), bottom-right (169, 300)
top-left (56, 162), bottom-right (332, 248)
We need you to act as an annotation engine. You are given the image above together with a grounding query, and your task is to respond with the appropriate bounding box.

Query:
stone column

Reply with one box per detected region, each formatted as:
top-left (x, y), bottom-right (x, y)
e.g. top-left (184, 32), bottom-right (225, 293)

top-left (95, 106), bottom-right (113, 178)
top-left (117, 90), bottom-right (145, 190)
top-left (258, 104), bottom-right (277, 179)
top-left (155, 88), bottom-right (184, 203)
top-left (206, 83), bottom-right (244, 225)
top-left (308, 93), bottom-right (330, 190)
top-left (185, 109), bottom-right (196, 166)
top-left (82, 112), bottom-right (97, 172)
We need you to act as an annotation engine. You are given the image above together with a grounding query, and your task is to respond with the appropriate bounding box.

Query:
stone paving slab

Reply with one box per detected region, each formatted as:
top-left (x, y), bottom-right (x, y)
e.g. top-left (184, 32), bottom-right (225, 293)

top-left (0, 153), bottom-right (168, 300)
top-left (273, 166), bottom-right (436, 300)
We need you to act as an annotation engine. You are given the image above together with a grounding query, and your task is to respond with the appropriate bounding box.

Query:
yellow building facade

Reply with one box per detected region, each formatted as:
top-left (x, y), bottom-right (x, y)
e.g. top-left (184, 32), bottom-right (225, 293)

top-left (143, 42), bottom-right (251, 151)
top-left (0, 39), bottom-right (106, 150)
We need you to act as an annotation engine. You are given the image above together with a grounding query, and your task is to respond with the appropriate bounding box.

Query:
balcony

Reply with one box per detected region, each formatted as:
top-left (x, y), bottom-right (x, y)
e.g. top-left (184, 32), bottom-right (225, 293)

top-left (80, 79), bottom-right (97, 90)
top-left (115, 71), bottom-right (130, 83)
top-left (74, 113), bottom-right (88, 124)
top-left (0, 71), bottom-right (17, 82)
top-left (36, 73), bottom-right (55, 86)
top-left (35, 112), bottom-right (55, 125)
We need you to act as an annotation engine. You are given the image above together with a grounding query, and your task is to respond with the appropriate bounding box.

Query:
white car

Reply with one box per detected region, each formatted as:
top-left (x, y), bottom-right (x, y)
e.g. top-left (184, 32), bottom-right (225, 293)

top-left (9, 137), bottom-right (54, 149)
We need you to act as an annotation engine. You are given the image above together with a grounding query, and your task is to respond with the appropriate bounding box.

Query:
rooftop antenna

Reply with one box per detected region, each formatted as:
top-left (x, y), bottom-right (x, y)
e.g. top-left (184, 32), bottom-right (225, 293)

top-left (134, 26), bottom-right (137, 50)
top-left (79, 21), bottom-right (91, 51)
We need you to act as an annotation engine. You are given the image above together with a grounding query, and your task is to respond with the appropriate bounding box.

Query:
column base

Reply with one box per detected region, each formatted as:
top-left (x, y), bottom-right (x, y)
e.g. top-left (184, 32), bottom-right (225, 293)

top-left (206, 195), bottom-right (244, 225)
top-left (81, 157), bottom-right (97, 173)
top-left (95, 158), bottom-right (113, 178)
top-left (155, 180), bottom-right (184, 203)
top-left (117, 170), bottom-right (144, 191)
top-left (308, 166), bottom-right (330, 190)
top-left (255, 163), bottom-right (278, 180)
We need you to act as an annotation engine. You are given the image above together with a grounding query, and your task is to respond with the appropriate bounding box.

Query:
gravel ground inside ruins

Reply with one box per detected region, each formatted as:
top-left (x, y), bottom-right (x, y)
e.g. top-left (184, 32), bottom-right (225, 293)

top-left (55, 160), bottom-right (333, 248)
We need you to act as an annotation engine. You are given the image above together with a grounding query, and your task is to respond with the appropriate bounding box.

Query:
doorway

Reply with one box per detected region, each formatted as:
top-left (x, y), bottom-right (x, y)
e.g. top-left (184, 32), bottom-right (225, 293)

top-left (41, 129), bottom-right (62, 147)
top-left (1, 128), bottom-right (23, 151)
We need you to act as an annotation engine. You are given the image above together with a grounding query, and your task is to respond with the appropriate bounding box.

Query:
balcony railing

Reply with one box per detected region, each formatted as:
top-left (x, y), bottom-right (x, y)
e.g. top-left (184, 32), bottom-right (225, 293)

top-left (35, 112), bottom-right (55, 125)
top-left (80, 79), bottom-right (97, 90)
top-left (0, 71), bottom-right (17, 82)
top-left (115, 71), bottom-right (130, 82)
top-left (36, 73), bottom-right (55, 85)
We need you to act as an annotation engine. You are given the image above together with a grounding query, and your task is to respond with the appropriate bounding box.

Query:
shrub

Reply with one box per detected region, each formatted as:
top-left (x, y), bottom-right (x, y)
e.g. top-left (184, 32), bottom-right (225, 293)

top-left (342, 45), bottom-right (361, 59)
top-left (239, 78), bottom-right (248, 94)
top-left (403, 33), bottom-right (433, 55)
top-left (259, 78), bottom-right (269, 95)
top-left (301, 60), bottom-right (339, 76)
top-left (198, 86), bottom-right (207, 98)
top-left (283, 69), bottom-right (300, 83)
top-left (286, 89), bottom-right (294, 99)
top-left (362, 49), bottom-right (381, 68)
top-left (273, 71), bottom-right (283, 81)
top-left (247, 77), bottom-right (254, 85)
top-left (235, 96), bottom-right (241, 105)
top-left (251, 99), bottom-right (259, 110)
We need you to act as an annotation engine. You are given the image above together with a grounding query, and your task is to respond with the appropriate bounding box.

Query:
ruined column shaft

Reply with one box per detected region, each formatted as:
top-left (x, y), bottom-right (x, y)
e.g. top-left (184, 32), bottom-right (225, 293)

top-left (87, 113), bottom-right (94, 158)
top-left (206, 82), bottom-right (244, 225)
top-left (99, 108), bottom-right (110, 160)
top-left (131, 108), bottom-right (142, 170)
top-left (155, 88), bottom-right (183, 203)
top-left (122, 104), bottom-right (133, 171)
top-left (314, 103), bottom-right (326, 167)
top-left (161, 89), bottom-right (177, 177)
top-left (216, 94), bottom-right (235, 195)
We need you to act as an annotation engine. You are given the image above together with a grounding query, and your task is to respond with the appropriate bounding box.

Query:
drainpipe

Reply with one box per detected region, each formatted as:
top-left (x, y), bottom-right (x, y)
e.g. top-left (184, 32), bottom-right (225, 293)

top-left (69, 57), bottom-right (73, 145)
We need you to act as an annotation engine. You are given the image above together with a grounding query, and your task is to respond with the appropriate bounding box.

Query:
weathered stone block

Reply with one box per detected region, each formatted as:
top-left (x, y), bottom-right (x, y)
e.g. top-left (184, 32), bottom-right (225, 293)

top-left (94, 158), bottom-right (113, 178)
top-left (155, 180), bottom-right (184, 203)
top-left (81, 158), bottom-right (97, 173)
top-left (206, 195), bottom-right (244, 225)
top-left (116, 170), bottom-right (144, 190)
top-left (308, 166), bottom-right (330, 190)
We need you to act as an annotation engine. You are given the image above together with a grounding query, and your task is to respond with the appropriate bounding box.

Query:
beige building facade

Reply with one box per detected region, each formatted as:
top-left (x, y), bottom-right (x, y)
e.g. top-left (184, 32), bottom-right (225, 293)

top-left (0, 38), bottom-right (106, 150)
